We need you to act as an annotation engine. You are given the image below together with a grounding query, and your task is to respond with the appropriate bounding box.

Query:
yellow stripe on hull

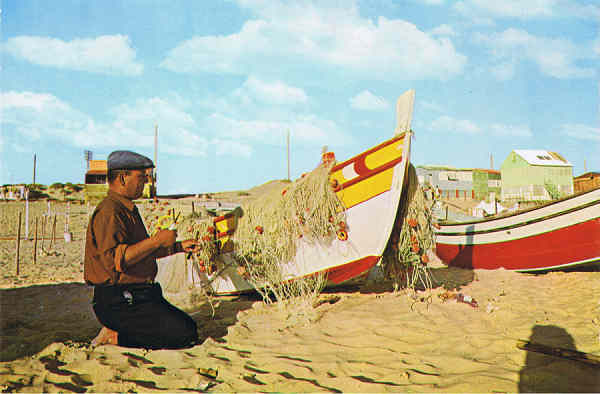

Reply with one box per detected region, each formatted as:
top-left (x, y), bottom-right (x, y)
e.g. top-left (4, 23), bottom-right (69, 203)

top-left (335, 167), bottom-right (396, 209)
top-left (329, 136), bottom-right (405, 209)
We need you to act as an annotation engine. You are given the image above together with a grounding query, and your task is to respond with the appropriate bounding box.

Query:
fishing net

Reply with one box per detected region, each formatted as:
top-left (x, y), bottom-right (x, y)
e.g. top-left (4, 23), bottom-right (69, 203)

top-left (150, 159), bottom-right (345, 305)
top-left (150, 160), bottom-right (436, 307)
top-left (231, 161), bottom-right (344, 303)
top-left (380, 163), bottom-right (436, 292)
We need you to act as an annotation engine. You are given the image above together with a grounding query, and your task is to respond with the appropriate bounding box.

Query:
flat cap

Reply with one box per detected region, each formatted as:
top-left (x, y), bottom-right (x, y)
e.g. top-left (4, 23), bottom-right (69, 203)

top-left (107, 150), bottom-right (154, 171)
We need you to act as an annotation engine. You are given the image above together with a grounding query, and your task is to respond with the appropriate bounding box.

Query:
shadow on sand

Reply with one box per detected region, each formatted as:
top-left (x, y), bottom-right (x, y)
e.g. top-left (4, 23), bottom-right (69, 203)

top-left (0, 283), bottom-right (256, 362)
top-left (518, 324), bottom-right (600, 392)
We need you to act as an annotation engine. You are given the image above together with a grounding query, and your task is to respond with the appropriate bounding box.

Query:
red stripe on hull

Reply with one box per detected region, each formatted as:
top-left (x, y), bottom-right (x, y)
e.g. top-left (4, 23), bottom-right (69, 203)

top-left (436, 218), bottom-right (600, 270)
top-left (325, 255), bottom-right (380, 283)
top-left (215, 255), bottom-right (381, 295)
top-left (331, 135), bottom-right (404, 172)
top-left (339, 155), bottom-right (403, 191)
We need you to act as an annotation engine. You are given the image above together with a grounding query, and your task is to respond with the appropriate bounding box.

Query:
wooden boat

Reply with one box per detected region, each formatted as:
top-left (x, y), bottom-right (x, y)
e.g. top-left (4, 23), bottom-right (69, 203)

top-left (435, 187), bottom-right (600, 272)
top-left (158, 90), bottom-right (415, 295)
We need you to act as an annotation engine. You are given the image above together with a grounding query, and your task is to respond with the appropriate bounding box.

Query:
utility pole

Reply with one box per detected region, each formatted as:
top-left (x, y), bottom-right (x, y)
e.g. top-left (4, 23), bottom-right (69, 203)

top-left (490, 153), bottom-right (494, 170)
top-left (584, 159), bottom-right (587, 173)
top-left (287, 129), bottom-right (290, 181)
top-left (153, 124), bottom-right (158, 201)
top-left (32, 154), bottom-right (36, 184)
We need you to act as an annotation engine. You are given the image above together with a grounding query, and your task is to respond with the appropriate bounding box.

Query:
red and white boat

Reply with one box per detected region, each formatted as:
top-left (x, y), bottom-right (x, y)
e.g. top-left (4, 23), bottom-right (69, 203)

top-left (158, 90), bottom-right (416, 294)
top-left (435, 187), bottom-right (600, 272)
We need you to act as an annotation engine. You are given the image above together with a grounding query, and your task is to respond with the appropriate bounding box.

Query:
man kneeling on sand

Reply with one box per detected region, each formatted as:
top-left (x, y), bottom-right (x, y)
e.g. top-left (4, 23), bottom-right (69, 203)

top-left (85, 150), bottom-right (199, 349)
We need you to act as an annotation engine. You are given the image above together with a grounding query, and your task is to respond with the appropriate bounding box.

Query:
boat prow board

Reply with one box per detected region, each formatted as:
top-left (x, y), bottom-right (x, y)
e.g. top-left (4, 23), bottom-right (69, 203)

top-left (158, 90), bottom-right (415, 295)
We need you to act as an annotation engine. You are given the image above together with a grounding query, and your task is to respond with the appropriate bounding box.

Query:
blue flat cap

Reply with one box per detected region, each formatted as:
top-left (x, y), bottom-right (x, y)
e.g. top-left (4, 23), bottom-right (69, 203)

top-left (107, 150), bottom-right (155, 171)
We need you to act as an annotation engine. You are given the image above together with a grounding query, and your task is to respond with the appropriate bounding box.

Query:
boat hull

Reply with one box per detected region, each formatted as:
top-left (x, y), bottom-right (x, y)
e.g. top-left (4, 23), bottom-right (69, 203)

top-left (435, 188), bottom-right (600, 271)
top-left (158, 132), bottom-right (412, 295)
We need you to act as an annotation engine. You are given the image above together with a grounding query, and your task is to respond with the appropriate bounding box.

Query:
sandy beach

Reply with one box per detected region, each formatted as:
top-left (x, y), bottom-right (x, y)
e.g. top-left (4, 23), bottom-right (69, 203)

top-left (1, 197), bottom-right (599, 392)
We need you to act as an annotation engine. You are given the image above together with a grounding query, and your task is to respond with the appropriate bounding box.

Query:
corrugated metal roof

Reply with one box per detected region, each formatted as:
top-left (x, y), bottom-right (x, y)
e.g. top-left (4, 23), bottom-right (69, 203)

top-left (514, 150), bottom-right (572, 167)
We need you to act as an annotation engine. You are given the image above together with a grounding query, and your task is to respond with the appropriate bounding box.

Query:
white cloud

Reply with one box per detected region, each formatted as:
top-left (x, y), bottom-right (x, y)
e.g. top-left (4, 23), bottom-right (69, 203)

top-left (560, 123), bottom-right (600, 141)
top-left (454, 0), bottom-right (600, 20)
top-left (194, 75), bottom-right (354, 153)
top-left (2, 35), bottom-right (143, 75)
top-left (475, 28), bottom-right (596, 79)
top-left (203, 112), bottom-right (349, 148)
top-left (489, 123), bottom-right (532, 137)
top-left (429, 24), bottom-right (458, 37)
top-left (429, 116), bottom-right (533, 137)
top-left (161, 1), bottom-right (466, 81)
top-left (430, 115), bottom-right (481, 134)
top-left (233, 76), bottom-right (308, 105)
top-left (420, 100), bottom-right (445, 113)
top-left (490, 60), bottom-right (516, 80)
top-left (1, 91), bottom-right (209, 157)
top-left (350, 90), bottom-right (390, 111)
top-left (212, 139), bottom-right (254, 157)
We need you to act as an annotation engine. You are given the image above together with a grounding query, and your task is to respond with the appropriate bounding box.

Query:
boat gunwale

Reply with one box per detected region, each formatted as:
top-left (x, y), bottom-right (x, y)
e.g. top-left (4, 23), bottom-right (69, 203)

top-left (435, 198), bottom-right (599, 237)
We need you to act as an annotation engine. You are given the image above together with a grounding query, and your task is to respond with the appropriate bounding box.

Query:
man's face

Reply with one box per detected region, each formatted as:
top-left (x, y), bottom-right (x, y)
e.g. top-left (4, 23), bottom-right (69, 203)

top-left (123, 169), bottom-right (149, 199)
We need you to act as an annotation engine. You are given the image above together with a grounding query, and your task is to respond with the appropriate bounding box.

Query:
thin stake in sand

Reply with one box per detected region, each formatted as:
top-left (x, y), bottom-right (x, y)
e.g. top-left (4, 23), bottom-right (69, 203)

top-left (33, 216), bottom-right (38, 264)
top-left (15, 211), bottom-right (21, 276)
top-left (50, 215), bottom-right (57, 249)
top-left (40, 215), bottom-right (46, 251)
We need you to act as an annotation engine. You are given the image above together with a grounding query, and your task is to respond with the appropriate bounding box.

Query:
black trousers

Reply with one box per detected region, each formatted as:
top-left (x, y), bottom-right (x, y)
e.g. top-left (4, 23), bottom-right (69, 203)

top-left (92, 283), bottom-right (198, 349)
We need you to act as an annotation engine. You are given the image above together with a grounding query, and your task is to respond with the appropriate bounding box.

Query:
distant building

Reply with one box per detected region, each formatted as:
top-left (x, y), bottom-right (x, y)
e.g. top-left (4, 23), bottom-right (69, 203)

top-left (500, 150), bottom-right (573, 201)
top-left (85, 160), bottom-right (108, 184)
top-left (574, 172), bottom-right (600, 193)
top-left (472, 169), bottom-right (501, 201)
top-left (84, 160), bottom-right (109, 202)
top-left (416, 165), bottom-right (475, 200)
top-left (84, 159), bottom-right (154, 202)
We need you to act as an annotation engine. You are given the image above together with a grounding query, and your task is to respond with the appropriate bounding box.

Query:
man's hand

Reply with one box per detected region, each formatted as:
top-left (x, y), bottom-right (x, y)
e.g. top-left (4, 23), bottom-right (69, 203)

top-left (180, 239), bottom-right (199, 253)
top-left (153, 229), bottom-right (177, 248)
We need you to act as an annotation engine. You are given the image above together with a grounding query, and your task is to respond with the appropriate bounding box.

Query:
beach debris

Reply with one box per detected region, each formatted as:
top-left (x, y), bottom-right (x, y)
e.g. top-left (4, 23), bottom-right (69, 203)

top-left (485, 302), bottom-right (498, 313)
top-left (438, 291), bottom-right (479, 308)
top-left (438, 291), bottom-right (456, 302)
top-left (456, 293), bottom-right (478, 308)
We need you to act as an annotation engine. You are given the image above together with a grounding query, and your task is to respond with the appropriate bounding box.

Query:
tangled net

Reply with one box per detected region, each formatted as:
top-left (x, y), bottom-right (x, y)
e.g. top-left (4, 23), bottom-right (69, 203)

top-left (232, 161), bottom-right (345, 303)
top-left (380, 164), bottom-right (436, 292)
top-left (148, 159), bottom-right (346, 307)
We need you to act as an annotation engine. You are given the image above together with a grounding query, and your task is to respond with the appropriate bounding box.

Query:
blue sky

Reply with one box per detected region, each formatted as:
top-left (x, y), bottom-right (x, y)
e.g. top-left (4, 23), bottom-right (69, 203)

top-left (1, 0), bottom-right (599, 194)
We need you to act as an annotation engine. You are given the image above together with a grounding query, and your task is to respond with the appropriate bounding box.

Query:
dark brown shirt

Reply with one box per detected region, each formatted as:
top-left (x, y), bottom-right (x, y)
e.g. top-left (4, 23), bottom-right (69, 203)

top-left (84, 190), bottom-right (172, 285)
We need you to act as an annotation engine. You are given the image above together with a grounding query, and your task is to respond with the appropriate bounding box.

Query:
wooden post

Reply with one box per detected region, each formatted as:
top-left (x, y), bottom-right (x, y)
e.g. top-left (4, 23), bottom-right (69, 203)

top-left (15, 212), bottom-right (21, 276)
top-left (445, 205), bottom-right (448, 220)
top-left (25, 190), bottom-right (29, 239)
top-left (50, 215), bottom-right (57, 249)
top-left (41, 215), bottom-right (46, 250)
top-left (33, 217), bottom-right (38, 264)
top-left (65, 201), bottom-right (70, 234)
top-left (33, 154), bottom-right (37, 184)
top-left (191, 201), bottom-right (195, 215)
